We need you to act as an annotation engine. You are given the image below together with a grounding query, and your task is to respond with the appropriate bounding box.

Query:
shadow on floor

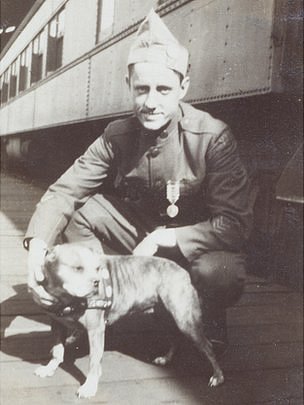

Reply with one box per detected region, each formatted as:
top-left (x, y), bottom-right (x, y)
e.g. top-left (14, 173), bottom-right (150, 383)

top-left (1, 283), bottom-right (211, 386)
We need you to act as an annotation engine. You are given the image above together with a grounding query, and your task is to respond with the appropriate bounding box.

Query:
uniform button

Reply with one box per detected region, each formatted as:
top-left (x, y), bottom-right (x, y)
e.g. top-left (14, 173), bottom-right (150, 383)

top-left (149, 146), bottom-right (160, 158)
top-left (155, 180), bottom-right (162, 187)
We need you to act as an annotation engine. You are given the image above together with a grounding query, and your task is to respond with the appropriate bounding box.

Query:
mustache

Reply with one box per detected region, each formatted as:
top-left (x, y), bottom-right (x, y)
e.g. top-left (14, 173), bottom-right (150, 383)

top-left (137, 107), bottom-right (163, 114)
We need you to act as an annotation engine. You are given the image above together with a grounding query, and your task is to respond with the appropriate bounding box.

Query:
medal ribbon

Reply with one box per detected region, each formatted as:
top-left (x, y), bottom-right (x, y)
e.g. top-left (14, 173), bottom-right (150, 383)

top-left (166, 180), bottom-right (180, 217)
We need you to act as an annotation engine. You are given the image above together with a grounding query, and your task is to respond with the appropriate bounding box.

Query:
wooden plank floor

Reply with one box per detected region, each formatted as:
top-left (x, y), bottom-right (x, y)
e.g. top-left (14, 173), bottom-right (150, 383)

top-left (0, 172), bottom-right (303, 405)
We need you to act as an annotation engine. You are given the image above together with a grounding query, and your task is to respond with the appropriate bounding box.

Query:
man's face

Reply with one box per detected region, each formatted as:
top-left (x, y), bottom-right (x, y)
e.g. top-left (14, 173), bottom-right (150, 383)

top-left (127, 62), bottom-right (189, 131)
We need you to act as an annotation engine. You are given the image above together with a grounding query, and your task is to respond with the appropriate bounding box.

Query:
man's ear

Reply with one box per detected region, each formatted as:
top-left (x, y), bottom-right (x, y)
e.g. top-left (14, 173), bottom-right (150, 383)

top-left (179, 76), bottom-right (190, 100)
top-left (125, 74), bottom-right (130, 88)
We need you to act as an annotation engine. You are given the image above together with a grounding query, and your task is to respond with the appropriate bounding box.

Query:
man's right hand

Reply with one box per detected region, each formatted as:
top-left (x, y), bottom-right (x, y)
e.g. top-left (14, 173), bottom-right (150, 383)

top-left (27, 238), bottom-right (57, 307)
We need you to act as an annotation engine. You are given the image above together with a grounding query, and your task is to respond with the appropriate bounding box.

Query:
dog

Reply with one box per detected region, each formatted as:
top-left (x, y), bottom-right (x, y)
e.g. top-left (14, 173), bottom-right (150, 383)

top-left (34, 243), bottom-right (224, 398)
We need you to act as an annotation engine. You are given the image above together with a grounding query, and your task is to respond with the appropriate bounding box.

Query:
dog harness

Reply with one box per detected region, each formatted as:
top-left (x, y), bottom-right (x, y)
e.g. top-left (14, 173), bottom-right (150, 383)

top-left (54, 267), bottom-right (113, 319)
top-left (87, 267), bottom-right (113, 310)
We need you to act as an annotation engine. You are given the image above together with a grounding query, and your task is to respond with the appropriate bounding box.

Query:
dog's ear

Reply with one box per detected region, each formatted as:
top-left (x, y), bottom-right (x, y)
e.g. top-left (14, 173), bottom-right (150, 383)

top-left (87, 246), bottom-right (104, 256)
top-left (42, 246), bottom-right (63, 292)
top-left (44, 246), bottom-right (59, 268)
top-left (87, 247), bottom-right (104, 265)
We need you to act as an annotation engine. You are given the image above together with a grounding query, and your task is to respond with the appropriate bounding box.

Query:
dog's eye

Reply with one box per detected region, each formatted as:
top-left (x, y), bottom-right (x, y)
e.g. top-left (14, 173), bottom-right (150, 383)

top-left (75, 266), bottom-right (84, 272)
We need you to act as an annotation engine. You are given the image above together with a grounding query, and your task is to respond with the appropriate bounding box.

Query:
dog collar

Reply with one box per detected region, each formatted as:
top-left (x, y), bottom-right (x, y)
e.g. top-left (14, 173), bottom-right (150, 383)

top-left (87, 267), bottom-right (113, 310)
top-left (55, 267), bottom-right (113, 317)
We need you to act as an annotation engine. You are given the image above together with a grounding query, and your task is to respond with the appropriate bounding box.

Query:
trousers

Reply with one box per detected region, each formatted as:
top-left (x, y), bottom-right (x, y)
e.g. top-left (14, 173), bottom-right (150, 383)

top-left (64, 194), bottom-right (246, 309)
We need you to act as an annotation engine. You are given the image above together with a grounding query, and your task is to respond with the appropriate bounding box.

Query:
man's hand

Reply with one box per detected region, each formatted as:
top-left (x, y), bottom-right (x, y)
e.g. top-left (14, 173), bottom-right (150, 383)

top-left (133, 228), bottom-right (177, 256)
top-left (27, 238), bottom-right (56, 307)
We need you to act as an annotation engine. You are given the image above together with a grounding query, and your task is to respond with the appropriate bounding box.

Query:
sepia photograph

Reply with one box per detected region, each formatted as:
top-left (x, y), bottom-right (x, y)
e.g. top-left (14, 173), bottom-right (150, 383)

top-left (0, 0), bottom-right (303, 403)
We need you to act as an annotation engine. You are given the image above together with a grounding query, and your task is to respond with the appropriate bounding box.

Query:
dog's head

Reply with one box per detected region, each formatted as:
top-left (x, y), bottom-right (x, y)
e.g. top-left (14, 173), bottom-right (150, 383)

top-left (43, 243), bottom-right (102, 300)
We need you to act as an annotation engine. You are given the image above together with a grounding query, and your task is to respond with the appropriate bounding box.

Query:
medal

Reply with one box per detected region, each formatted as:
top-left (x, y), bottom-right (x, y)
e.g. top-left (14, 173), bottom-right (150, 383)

top-left (166, 180), bottom-right (180, 218)
top-left (167, 204), bottom-right (179, 217)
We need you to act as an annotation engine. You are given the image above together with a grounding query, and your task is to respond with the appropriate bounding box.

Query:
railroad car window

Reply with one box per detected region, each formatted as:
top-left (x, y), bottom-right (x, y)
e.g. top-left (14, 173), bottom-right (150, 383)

top-left (46, 8), bottom-right (65, 73)
top-left (31, 30), bottom-right (46, 84)
top-left (9, 60), bottom-right (18, 99)
top-left (0, 76), bottom-right (3, 105)
top-left (19, 46), bottom-right (31, 92)
top-left (97, 0), bottom-right (115, 42)
top-left (157, 0), bottom-right (168, 4)
top-left (1, 70), bottom-right (9, 104)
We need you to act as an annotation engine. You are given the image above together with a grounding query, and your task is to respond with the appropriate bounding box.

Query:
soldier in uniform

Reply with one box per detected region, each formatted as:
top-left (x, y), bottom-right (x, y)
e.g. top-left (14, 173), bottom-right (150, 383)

top-left (26, 10), bottom-right (253, 352)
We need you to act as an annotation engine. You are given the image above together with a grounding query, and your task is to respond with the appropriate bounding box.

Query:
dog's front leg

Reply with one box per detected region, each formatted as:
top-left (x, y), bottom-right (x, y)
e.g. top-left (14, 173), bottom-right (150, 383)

top-left (35, 342), bottom-right (64, 377)
top-left (35, 319), bottom-right (64, 378)
top-left (153, 343), bottom-right (177, 366)
top-left (77, 311), bottom-right (105, 399)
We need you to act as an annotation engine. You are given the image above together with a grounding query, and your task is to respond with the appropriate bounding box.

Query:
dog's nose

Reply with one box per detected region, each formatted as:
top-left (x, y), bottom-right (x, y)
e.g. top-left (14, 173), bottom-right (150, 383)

top-left (62, 306), bottom-right (73, 315)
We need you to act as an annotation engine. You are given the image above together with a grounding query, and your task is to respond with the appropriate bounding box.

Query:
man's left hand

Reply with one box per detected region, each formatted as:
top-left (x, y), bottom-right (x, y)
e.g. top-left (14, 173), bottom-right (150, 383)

top-left (133, 228), bottom-right (177, 256)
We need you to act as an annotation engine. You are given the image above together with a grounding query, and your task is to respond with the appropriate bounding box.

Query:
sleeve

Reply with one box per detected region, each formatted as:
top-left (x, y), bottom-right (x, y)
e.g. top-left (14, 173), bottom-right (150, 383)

top-left (24, 133), bottom-right (115, 247)
top-left (175, 129), bottom-right (253, 262)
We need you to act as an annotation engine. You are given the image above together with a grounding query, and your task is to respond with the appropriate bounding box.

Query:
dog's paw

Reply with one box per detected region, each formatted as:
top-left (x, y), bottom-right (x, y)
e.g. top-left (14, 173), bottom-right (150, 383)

top-left (208, 373), bottom-right (224, 387)
top-left (152, 356), bottom-right (171, 366)
top-left (77, 380), bottom-right (98, 399)
top-left (34, 365), bottom-right (56, 378)
top-left (152, 346), bottom-right (176, 366)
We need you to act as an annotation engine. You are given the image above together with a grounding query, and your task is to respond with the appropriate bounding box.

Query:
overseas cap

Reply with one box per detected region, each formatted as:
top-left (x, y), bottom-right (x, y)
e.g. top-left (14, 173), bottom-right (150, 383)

top-left (127, 9), bottom-right (189, 77)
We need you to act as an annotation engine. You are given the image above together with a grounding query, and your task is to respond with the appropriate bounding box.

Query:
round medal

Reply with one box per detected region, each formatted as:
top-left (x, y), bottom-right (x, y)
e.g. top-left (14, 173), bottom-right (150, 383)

top-left (167, 204), bottom-right (179, 218)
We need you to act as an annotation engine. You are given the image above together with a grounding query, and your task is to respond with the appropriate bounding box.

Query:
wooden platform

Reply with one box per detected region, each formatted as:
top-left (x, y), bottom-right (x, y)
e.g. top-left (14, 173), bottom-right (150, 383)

top-left (0, 172), bottom-right (303, 404)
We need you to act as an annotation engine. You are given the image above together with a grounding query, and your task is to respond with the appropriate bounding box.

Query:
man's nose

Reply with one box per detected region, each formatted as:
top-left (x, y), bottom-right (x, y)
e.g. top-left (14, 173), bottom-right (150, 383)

top-left (144, 90), bottom-right (158, 110)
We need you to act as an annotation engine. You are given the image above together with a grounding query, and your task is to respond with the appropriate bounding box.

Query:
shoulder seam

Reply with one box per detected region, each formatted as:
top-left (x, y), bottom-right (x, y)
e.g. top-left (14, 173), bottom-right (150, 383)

top-left (105, 116), bottom-right (139, 138)
top-left (179, 103), bottom-right (227, 135)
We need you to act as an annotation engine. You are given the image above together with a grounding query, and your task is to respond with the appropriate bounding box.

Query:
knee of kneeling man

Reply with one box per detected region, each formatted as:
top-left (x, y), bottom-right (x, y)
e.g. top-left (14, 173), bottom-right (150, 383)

top-left (63, 208), bottom-right (105, 249)
top-left (190, 251), bottom-right (246, 293)
top-left (63, 209), bottom-right (87, 237)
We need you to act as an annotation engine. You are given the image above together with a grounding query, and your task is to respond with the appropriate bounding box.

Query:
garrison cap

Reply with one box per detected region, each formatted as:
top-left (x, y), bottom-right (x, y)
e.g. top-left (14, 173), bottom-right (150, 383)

top-left (127, 9), bottom-right (189, 77)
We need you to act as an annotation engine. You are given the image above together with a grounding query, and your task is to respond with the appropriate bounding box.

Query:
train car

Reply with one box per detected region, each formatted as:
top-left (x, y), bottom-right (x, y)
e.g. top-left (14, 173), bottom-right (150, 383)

top-left (0, 0), bottom-right (303, 286)
top-left (0, 0), bottom-right (302, 158)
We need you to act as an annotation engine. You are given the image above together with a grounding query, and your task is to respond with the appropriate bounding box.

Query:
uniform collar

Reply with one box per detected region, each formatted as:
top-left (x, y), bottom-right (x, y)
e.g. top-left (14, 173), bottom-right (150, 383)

top-left (179, 101), bottom-right (207, 133)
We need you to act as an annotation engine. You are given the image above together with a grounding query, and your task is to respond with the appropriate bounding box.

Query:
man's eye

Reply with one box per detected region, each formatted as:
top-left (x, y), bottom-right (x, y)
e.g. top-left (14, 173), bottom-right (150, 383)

top-left (158, 87), bottom-right (170, 95)
top-left (75, 266), bottom-right (84, 272)
top-left (136, 87), bottom-right (148, 95)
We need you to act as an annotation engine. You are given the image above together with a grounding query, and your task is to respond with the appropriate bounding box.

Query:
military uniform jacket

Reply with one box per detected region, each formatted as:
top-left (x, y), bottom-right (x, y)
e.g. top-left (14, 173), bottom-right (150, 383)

top-left (25, 102), bottom-right (253, 262)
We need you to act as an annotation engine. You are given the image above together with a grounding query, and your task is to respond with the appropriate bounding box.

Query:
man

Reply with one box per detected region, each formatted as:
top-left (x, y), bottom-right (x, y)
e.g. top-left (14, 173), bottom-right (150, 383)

top-left (25, 10), bottom-right (252, 351)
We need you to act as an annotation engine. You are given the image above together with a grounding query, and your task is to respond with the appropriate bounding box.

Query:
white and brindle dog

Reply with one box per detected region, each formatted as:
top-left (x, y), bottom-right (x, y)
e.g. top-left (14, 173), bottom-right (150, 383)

top-left (34, 243), bottom-right (224, 398)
